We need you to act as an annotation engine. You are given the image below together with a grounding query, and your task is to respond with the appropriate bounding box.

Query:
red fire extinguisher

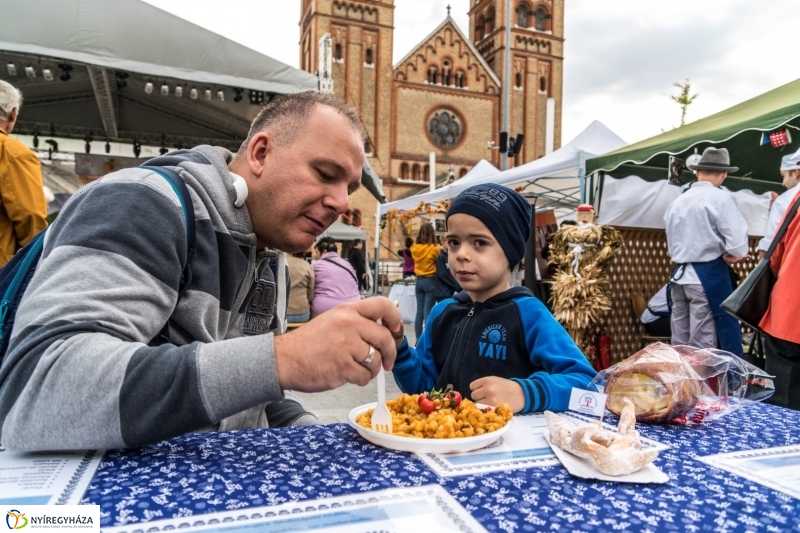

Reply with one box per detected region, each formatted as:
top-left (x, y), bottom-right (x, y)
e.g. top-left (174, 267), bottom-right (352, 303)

top-left (597, 327), bottom-right (612, 370)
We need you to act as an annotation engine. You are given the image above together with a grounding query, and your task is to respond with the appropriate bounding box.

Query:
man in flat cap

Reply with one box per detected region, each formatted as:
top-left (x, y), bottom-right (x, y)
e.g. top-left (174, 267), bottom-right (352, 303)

top-left (757, 147), bottom-right (800, 259)
top-left (664, 147), bottom-right (749, 354)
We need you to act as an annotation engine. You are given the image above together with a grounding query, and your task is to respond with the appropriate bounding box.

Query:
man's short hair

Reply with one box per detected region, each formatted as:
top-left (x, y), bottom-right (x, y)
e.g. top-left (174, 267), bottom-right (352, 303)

top-left (696, 169), bottom-right (726, 178)
top-left (352, 238), bottom-right (362, 246)
top-left (0, 80), bottom-right (22, 119)
top-left (237, 92), bottom-right (364, 157)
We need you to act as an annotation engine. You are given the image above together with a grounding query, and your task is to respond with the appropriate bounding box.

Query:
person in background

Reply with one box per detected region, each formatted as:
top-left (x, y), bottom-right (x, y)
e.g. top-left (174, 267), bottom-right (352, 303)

top-left (434, 241), bottom-right (461, 304)
top-left (760, 185), bottom-right (800, 410)
top-left (758, 149), bottom-right (800, 259)
top-left (391, 184), bottom-right (596, 413)
top-left (348, 238), bottom-right (368, 292)
top-left (664, 147), bottom-right (748, 355)
top-left (0, 79), bottom-right (47, 267)
top-left (398, 237), bottom-right (415, 278)
top-left (286, 251), bottom-right (314, 323)
top-left (411, 222), bottom-right (439, 339)
top-left (639, 284), bottom-right (671, 337)
top-left (311, 236), bottom-right (360, 318)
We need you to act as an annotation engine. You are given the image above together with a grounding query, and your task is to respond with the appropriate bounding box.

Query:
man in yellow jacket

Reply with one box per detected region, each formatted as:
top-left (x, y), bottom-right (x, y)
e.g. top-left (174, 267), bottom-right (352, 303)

top-left (0, 80), bottom-right (47, 267)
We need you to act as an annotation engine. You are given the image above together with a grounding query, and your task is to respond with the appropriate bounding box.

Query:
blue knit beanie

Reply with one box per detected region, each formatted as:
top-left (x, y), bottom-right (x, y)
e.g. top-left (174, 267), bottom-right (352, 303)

top-left (446, 184), bottom-right (532, 269)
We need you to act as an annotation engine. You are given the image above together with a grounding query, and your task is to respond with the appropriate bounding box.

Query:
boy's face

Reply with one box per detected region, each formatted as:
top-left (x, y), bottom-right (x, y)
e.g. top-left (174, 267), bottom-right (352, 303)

top-left (445, 213), bottom-right (512, 302)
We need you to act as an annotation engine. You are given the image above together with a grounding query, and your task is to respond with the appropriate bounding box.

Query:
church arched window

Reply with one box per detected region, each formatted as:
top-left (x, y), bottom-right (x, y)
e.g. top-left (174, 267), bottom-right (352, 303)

top-left (455, 70), bottom-right (465, 88)
top-left (341, 209), bottom-right (353, 225)
top-left (423, 164), bottom-right (430, 179)
top-left (516, 4), bottom-right (529, 27)
top-left (540, 75), bottom-right (548, 93)
top-left (365, 48), bottom-right (373, 65)
top-left (352, 209), bottom-right (362, 227)
top-left (412, 164), bottom-right (421, 180)
top-left (442, 59), bottom-right (452, 86)
top-left (486, 8), bottom-right (495, 33)
top-left (459, 167), bottom-right (468, 178)
top-left (334, 43), bottom-right (342, 61)
top-left (400, 163), bottom-right (409, 179)
top-left (476, 17), bottom-right (485, 40)
top-left (427, 66), bottom-right (438, 84)
top-left (515, 72), bottom-right (523, 88)
top-left (534, 8), bottom-right (546, 31)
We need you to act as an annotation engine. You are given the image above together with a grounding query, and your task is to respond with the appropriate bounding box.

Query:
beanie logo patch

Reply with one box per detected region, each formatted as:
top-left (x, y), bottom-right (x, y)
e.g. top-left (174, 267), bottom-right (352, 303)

top-left (478, 324), bottom-right (507, 360)
top-left (460, 187), bottom-right (507, 211)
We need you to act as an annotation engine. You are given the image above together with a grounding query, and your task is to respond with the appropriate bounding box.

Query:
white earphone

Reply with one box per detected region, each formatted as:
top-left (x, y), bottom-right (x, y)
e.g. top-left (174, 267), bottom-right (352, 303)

top-left (230, 172), bottom-right (248, 208)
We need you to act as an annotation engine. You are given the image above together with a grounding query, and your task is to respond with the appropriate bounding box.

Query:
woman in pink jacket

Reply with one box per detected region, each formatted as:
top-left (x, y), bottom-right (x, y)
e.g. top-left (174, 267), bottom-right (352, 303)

top-left (311, 236), bottom-right (361, 318)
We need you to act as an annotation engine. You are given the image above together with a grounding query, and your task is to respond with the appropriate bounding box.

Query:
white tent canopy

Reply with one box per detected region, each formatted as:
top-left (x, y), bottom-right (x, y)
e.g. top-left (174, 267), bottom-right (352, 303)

top-left (378, 159), bottom-right (498, 215)
top-left (597, 174), bottom-right (771, 237)
top-left (317, 221), bottom-right (367, 241)
top-left (0, 0), bottom-right (318, 95)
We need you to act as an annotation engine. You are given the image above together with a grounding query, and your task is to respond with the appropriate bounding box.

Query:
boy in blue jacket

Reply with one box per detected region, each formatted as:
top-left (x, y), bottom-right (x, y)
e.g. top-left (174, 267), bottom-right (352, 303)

top-left (391, 184), bottom-right (596, 413)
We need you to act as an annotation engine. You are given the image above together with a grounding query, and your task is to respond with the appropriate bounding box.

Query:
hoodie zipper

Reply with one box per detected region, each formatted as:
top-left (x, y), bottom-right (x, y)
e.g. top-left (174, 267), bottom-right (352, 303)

top-left (445, 302), bottom-right (478, 391)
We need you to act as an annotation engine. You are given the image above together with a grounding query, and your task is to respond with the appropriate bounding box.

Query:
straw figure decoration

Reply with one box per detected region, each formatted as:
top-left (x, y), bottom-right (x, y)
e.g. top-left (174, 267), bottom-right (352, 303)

top-left (548, 205), bottom-right (623, 357)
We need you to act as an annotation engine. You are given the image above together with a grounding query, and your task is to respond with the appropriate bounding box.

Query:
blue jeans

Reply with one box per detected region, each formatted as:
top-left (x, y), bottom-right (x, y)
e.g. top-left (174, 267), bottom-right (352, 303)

top-left (287, 312), bottom-right (310, 323)
top-left (414, 276), bottom-right (436, 340)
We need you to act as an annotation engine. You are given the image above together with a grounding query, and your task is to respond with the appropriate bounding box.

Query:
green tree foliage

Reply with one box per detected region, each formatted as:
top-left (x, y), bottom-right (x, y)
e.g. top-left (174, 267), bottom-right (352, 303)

top-left (669, 79), bottom-right (698, 126)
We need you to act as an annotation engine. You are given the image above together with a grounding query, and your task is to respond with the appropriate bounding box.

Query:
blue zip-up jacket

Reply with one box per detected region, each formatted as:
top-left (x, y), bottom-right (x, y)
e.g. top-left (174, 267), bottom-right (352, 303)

top-left (393, 286), bottom-right (596, 413)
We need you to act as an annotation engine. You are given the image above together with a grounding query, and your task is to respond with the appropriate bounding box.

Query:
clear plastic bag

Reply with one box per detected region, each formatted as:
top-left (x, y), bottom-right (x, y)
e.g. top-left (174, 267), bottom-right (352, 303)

top-left (589, 342), bottom-right (775, 425)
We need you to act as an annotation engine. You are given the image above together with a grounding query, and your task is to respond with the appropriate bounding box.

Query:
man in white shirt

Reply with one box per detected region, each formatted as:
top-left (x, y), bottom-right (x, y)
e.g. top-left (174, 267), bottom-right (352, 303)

top-left (757, 148), bottom-right (800, 259)
top-left (664, 147), bottom-right (749, 355)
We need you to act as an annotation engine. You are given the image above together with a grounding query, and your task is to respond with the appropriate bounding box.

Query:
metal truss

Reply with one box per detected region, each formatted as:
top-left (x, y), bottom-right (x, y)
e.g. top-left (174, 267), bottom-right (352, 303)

top-left (87, 66), bottom-right (119, 139)
top-left (15, 120), bottom-right (243, 151)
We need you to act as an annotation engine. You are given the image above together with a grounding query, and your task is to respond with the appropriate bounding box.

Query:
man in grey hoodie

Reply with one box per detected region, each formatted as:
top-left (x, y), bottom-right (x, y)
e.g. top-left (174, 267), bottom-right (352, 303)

top-left (0, 92), bottom-right (402, 452)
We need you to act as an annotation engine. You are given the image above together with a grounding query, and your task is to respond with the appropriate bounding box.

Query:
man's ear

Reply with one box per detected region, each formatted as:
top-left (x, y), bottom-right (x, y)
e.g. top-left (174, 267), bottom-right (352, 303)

top-left (247, 131), bottom-right (274, 178)
top-left (6, 107), bottom-right (18, 130)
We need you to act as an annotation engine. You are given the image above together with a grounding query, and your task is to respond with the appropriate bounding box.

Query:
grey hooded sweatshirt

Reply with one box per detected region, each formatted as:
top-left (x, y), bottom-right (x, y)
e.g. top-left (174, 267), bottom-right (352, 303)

top-left (0, 146), bottom-right (310, 451)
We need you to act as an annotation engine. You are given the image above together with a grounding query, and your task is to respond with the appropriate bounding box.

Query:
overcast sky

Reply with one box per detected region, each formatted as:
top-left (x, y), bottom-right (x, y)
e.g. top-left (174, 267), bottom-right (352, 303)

top-left (144, 0), bottom-right (797, 146)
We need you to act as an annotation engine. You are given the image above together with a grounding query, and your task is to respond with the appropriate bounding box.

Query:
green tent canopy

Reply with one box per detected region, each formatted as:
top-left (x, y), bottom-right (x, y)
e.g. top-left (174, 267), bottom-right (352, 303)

top-left (586, 78), bottom-right (800, 194)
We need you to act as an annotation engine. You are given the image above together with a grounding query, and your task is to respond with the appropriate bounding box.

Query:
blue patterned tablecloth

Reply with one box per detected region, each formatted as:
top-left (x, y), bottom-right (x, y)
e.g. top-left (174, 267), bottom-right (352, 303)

top-left (84, 401), bottom-right (800, 532)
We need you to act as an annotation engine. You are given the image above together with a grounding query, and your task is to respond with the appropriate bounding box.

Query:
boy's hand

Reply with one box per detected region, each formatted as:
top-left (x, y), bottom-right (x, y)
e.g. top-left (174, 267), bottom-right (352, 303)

top-left (469, 377), bottom-right (525, 413)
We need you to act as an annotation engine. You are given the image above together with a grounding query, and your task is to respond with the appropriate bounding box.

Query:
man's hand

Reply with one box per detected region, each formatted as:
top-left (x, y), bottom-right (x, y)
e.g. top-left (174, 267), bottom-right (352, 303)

top-left (757, 250), bottom-right (766, 261)
top-left (469, 377), bottom-right (525, 413)
top-left (273, 297), bottom-right (402, 392)
top-left (723, 253), bottom-right (747, 264)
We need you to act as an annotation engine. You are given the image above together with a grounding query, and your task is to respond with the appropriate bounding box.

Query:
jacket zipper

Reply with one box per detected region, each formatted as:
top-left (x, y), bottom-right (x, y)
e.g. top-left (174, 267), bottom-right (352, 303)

top-left (446, 302), bottom-right (477, 390)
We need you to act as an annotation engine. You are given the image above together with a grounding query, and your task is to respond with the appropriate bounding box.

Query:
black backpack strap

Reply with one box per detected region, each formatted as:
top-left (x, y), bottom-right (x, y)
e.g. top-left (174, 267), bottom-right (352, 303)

top-left (140, 166), bottom-right (196, 345)
top-left (322, 257), bottom-right (359, 287)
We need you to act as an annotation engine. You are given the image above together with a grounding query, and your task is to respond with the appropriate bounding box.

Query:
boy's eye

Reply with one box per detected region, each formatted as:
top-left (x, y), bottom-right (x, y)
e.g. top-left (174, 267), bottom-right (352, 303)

top-left (475, 239), bottom-right (488, 247)
top-left (446, 239), bottom-right (459, 247)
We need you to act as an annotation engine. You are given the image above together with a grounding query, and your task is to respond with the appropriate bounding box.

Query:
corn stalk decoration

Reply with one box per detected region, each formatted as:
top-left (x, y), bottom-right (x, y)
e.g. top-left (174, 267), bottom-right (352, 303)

top-left (548, 224), bottom-right (623, 356)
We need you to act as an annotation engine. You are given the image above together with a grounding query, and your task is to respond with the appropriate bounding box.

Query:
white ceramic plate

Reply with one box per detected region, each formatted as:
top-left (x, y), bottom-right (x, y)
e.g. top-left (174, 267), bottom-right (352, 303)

top-left (347, 402), bottom-right (514, 454)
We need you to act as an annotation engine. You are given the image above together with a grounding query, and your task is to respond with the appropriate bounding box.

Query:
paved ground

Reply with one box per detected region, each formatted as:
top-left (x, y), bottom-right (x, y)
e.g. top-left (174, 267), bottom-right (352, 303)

top-left (294, 323), bottom-right (415, 424)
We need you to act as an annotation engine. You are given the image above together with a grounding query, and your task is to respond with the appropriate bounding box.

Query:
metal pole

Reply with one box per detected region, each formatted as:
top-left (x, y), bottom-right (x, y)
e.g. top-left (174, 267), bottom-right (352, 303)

top-left (429, 151), bottom-right (436, 192)
top-left (373, 200), bottom-right (381, 296)
top-left (501, 0), bottom-right (512, 170)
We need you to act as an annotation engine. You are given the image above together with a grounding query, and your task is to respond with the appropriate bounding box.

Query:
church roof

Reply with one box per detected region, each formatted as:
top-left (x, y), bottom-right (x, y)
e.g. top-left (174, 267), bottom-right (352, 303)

top-left (394, 16), bottom-right (501, 88)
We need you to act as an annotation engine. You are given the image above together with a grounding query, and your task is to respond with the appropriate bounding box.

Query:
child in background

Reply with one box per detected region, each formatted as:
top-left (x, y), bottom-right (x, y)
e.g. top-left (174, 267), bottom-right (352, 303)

top-left (398, 237), bottom-right (416, 278)
top-left (391, 184), bottom-right (596, 413)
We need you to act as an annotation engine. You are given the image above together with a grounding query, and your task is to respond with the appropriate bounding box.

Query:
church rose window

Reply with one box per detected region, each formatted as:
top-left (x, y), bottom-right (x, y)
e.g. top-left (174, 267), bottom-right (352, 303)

top-left (427, 109), bottom-right (464, 149)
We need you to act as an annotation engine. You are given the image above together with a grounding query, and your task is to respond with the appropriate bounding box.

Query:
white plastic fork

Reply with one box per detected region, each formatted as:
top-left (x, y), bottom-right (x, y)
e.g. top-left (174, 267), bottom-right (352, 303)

top-left (371, 365), bottom-right (392, 434)
top-left (370, 319), bottom-right (393, 434)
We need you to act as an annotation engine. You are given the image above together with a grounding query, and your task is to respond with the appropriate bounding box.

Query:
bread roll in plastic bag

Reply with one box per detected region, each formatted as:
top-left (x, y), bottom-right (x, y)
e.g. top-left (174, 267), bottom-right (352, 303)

top-left (589, 342), bottom-right (774, 424)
